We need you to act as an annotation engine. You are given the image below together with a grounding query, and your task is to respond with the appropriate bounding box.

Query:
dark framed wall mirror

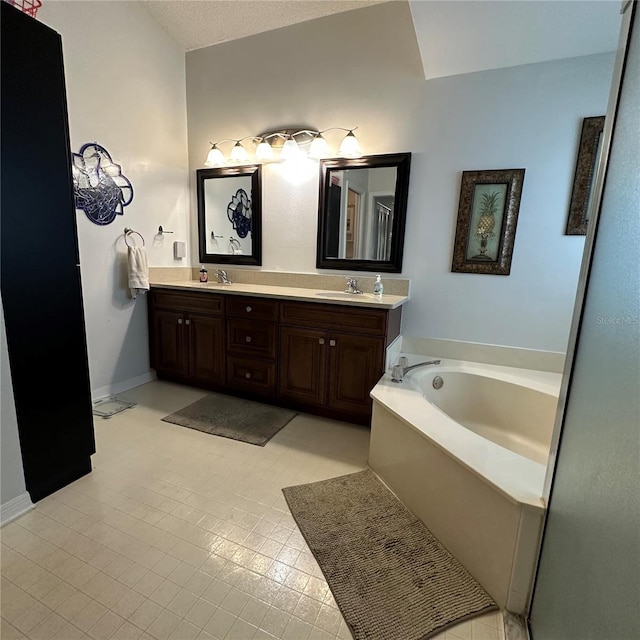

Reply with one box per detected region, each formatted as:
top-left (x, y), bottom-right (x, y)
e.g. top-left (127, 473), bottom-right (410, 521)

top-left (197, 165), bottom-right (262, 265)
top-left (316, 153), bottom-right (411, 273)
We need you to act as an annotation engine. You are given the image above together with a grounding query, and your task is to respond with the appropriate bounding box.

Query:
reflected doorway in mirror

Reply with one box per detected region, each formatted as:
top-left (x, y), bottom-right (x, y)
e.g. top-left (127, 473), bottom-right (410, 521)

top-left (317, 153), bottom-right (411, 273)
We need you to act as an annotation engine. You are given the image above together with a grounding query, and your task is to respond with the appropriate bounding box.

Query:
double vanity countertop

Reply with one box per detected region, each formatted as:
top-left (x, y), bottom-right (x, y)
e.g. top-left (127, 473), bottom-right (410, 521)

top-left (150, 280), bottom-right (409, 310)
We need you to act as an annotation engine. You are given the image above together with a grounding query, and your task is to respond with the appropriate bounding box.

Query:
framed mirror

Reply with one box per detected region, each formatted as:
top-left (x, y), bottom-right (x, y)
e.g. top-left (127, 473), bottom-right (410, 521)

top-left (197, 165), bottom-right (262, 265)
top-left (316, 153), bottom-right (411, 273)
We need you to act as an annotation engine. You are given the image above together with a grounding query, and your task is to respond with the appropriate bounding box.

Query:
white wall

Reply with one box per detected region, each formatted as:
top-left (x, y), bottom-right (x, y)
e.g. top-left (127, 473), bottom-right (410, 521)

top-left (38, 1), bottom-right (189, 397)
top-left (185, 2), bottom-right (614, 353)
top-left (404, 53), bottom-right (614, 351)
top-left (186, 2), bottom-right (425, 274)
top-left (0, 298), bottom-right (28, 509)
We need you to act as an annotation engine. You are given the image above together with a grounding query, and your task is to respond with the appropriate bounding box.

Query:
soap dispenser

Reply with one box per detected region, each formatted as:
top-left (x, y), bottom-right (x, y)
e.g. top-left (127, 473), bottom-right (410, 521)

top-left (199, 266), bottom-right (208, 283)
top-left (373, 274), bottom-right (384, 297)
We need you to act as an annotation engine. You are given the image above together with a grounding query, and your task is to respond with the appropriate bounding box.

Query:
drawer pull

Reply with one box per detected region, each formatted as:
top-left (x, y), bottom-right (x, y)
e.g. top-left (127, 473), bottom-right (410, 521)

top-left (245, 372), bottom-right (252, 379)
top-left (245, 335), bottom-right (252, 343)
top-left (319, 338), bottom-right (325, 345)
top-left (177, 318), bottom-right (183, 324)
top-left (185, 319), bottom-right (191, 326)
top-left (330, 339), bottom-right (336, 347)
top-left (246, 305), bottom-right (252, 313)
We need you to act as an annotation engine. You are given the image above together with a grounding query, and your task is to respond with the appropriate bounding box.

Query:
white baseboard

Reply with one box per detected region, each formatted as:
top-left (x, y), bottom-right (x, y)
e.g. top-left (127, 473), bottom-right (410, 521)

top-left (1, 492), bottom-right (33, 526)
top-left (92, 370), bottom-right (157, 402)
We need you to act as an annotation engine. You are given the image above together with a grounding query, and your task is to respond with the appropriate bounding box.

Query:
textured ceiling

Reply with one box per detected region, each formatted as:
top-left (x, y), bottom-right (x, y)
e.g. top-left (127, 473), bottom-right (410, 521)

top-left (140, 0), bottom-right (621, 78)
top-left (141, 0), bottom-right (387, 51)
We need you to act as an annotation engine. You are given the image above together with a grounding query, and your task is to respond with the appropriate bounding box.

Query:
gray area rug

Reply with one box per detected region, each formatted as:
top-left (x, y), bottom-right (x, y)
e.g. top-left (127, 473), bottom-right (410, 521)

top-left (283, 469), bottom-right (497, 640)
top-left (161, 392), bottom-right (297, 446)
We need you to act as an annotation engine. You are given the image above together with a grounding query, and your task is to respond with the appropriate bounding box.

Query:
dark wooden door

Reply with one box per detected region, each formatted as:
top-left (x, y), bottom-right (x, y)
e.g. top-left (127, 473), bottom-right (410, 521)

top-left (188, 313), bottom-right (225, 384)
top-left (327, 333), bottom-right (384, 416)
top-left (154, 310), bottom-right (188, 376)
top-left (279, 326), bottom-right (326, 406)
top-left (1, 2), bottom-right (95, 502)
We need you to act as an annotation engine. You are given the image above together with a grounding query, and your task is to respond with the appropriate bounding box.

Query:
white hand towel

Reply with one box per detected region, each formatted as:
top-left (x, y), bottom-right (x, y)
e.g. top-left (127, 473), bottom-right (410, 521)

top-left (128, 246), bottom-right (149, 299)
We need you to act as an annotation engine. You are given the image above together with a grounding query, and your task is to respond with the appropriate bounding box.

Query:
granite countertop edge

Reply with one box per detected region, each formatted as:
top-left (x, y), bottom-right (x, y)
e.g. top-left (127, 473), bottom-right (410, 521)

top-left (149, 281), bottom-right (409, 310)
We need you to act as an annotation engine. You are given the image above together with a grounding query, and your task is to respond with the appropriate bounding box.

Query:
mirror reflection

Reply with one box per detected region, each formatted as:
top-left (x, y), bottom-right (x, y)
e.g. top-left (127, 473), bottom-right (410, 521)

top-left (325, 166), bottom-right (397, 261)
top-left (196, 165), bottom-right (262, 266)
top-left (317, 153), bottom-right (411, 273)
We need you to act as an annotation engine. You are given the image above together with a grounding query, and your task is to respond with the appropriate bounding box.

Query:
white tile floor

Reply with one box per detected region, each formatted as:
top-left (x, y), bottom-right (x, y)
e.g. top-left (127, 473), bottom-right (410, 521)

top-left (1, 380), bottom-right (505, 640)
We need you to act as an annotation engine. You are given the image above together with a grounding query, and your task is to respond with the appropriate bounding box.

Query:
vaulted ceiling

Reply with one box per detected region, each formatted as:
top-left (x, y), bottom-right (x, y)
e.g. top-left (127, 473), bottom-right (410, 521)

top-left (140, 0), bottom-right (622, 79)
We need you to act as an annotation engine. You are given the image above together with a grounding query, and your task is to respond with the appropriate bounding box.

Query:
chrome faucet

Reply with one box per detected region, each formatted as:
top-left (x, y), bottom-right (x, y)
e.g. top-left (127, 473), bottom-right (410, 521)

top-left (391, 359), bottom-right (441, 383)
top-left (215, 269), bottom-right (232, 284)
top-left (345, 277), bottom-right (363, 294)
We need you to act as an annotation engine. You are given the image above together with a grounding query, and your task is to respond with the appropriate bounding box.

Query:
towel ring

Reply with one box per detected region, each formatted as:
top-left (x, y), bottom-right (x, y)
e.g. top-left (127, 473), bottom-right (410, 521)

top-left (124, 227), bottom-right (145, 247)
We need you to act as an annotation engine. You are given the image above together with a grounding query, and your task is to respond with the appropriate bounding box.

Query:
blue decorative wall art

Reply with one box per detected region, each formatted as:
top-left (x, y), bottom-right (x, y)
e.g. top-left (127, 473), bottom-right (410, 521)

top-left (72, 143), bottom-right (133, 225)
top-left (227, 188), bottom-right (252, 238)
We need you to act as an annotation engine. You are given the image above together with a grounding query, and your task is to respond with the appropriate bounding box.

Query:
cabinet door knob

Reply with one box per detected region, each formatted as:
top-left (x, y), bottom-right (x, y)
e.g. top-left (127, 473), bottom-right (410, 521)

top-left (185, 319), bottom-right (191, 325)
top-left (330, 339), bottom-right (336, 347)
top-left (245, 335), bottom-right (252, 343)
top-left (177, 318), bottom-right (183, 324)
top-left (319, 338), bottom-right (325, 345)
top-left (245, 372), bottom-right (252, 379)
top-left (246, 305), bottom-right (252, 313)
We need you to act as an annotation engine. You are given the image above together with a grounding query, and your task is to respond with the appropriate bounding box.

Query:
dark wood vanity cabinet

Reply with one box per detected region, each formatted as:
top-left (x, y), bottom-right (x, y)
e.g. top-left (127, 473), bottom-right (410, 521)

top-left (327, 333), bottom-right (385, 416)
top-left (150, 291), bottom-right (225, 386)
top-left (279, 326), bottom-right (327, 407)
top-left (148, 289), bottom-right (401, 424)
top-left (278, 302), bottom-right (400, 423)
top-left (226, 296), bottom-right (278, 395)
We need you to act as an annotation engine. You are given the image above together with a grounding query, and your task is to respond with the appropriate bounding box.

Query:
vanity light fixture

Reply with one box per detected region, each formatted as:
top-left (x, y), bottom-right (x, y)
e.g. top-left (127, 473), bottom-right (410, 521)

top-left (338, 129), bottom-right (362, 158)
top-left (229, 141), bottom-right (249, 162)
top-left (204, 127), bottom-right (361, 166)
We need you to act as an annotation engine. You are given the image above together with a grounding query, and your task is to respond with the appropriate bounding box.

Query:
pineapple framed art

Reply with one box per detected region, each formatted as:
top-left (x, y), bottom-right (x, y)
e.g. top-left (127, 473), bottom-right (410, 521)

top-left (451, 168), bottom-right (525, 275)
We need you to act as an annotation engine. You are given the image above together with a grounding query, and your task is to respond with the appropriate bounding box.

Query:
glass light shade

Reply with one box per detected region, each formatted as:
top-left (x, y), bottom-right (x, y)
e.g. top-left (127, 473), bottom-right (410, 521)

top-left (338, 131), bottom-right (362, 158)
top-left (308, 134), bottom-right (329, 159)
top-left (205, 145), bottom-right (225, 167)
top-left (229, 142), bottom-right (249, 163)
top-left (255, 140), bottom-right (274, 161)
top-left (280, 137), bottom-right (300, 161)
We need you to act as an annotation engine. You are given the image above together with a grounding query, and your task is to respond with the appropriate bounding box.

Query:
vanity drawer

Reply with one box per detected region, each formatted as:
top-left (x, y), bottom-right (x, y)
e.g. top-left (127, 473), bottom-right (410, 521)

top-left (227, 319), bottom-right (277, 359)
top-left (226, 296), bottom-right (279, 322)
top-left (280, 301), bottom-right (388, 336)
top-left (226, 356), bottom-right (276, 394)
top-left (152, 290), bottom-right (224, 315)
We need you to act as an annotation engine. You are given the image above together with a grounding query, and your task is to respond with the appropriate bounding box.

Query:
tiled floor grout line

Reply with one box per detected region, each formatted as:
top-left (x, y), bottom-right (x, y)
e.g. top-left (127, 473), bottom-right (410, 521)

top-left (2, 380), bottom-right (503, 640)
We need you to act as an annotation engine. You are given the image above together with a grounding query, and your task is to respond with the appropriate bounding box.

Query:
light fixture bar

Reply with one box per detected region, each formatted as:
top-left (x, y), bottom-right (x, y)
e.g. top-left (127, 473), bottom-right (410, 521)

top-left (204, 127), bottom-right (361, 165)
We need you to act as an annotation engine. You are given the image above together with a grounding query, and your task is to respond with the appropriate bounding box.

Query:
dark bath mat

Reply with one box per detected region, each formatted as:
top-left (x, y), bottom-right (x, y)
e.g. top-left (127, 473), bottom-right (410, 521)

top-left (161, 392), bottom-right (297, 446)
top-left (283, 469), bottom-right (497, 640)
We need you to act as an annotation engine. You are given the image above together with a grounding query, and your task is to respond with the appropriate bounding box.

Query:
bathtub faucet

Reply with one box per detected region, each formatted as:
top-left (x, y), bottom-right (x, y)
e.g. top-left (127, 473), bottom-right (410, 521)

top-left (391, 359), bottom-right (441, 383)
